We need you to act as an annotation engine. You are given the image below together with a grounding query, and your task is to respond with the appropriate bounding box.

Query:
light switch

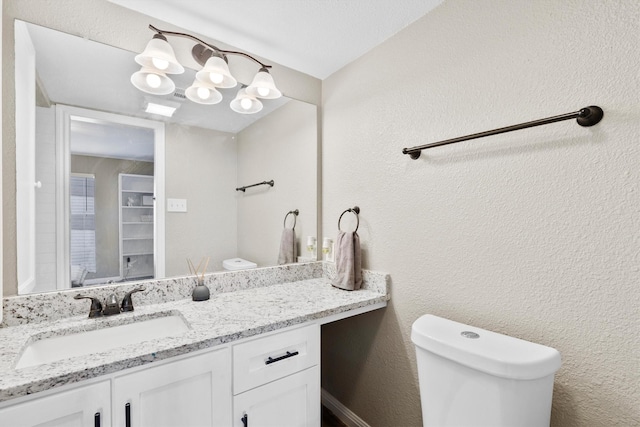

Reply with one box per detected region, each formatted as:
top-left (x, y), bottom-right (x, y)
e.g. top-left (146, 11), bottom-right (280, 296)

top-left (167, 198), bottom-right (187, 212)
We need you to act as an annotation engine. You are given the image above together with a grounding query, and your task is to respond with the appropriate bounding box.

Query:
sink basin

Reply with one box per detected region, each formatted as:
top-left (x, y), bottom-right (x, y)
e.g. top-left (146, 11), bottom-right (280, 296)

top-left (15, 314), bottom-right (190, 369)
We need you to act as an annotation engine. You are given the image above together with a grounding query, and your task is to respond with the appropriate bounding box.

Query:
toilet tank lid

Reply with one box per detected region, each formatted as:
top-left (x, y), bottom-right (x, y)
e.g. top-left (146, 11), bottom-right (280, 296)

top-left (411, 314), bottom-right (561, 380)
top-left (223, 258), bottom-right (257, 270)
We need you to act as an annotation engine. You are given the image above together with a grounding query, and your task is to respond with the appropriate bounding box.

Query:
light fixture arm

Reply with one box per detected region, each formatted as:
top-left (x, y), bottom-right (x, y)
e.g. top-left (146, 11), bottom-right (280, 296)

top-left (148, 24), bottom-right (272, 69)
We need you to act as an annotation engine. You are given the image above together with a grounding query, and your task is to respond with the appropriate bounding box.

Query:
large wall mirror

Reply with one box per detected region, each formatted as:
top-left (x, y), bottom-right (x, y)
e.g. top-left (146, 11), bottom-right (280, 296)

top-left (14, 20), bottom-right (318, 295)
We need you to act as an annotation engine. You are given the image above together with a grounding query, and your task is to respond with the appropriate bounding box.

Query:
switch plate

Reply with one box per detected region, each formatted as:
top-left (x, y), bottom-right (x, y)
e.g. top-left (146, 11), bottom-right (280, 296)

top-left (167, 198), bottom-right (187, 212)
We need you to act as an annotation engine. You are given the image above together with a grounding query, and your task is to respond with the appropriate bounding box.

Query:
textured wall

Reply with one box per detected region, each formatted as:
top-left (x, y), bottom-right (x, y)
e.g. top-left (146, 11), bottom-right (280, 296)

top-left (321, 1), bottom-right (640, 426)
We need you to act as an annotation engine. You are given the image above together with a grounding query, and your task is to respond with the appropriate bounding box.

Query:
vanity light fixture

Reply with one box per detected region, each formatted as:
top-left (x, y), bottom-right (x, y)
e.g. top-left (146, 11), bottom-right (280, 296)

top-left (131, 25), bottom-right (282, 113)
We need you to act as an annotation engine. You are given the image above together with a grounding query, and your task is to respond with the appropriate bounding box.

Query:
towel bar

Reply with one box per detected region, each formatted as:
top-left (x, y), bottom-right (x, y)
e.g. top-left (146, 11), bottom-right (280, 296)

top-left (402, 105), bottom-right (604, 159)
top-left (236, 180), bottom-right (274, 192)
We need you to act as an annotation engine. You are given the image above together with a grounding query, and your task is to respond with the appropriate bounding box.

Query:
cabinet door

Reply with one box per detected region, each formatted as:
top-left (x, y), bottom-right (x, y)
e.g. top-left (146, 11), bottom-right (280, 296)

top-left (233, 366), bottom-right (319, 427)
top-left (0, 381), bottom-right (110, 427)
top-left (113, 348), bottom-right (232, 427)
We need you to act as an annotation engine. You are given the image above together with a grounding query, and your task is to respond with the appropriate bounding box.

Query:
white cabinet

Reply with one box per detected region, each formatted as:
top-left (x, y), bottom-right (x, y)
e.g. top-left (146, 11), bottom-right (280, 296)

top-left (232, 324), bottom-right (320, 427)
top-left (233, 366), bottom-right (319, 427)
top-left (0, 323), bottom-right (321, 427)
top-left (113, 348), bottom-right (231, 427)
top-left (119, 173), bottom-right (154, 280)
top-left (0, 381), bottom-right (110, 427)
top-left (0, 350), bottom-right (231, 427)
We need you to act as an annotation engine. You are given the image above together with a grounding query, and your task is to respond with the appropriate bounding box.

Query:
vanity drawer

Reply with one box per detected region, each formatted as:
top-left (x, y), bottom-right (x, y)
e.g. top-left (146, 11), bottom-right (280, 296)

top-left (233, 323), bottom-right (319, 394)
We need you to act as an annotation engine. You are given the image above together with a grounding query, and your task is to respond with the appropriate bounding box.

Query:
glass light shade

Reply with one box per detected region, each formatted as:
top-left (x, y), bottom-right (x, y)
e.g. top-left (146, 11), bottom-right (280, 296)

top-left (195, 56), bottom-right (237, 88)
top-left (230, 88), bottom-right (263, 114)
top-left (185, 79), bottom-right (223, 105)
top-left (246, 68), bottom-right (282, 99)
top-left (130, 67), bottom-right (175, 95)
top-left (134, 36), bottom-right (184, 74)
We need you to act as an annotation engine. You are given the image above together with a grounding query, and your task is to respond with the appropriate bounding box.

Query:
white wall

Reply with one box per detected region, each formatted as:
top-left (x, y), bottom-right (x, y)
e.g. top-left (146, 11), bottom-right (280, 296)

top-left (164, 124), bottom-right (238, 275)
top-left (321, 1), bottom-right (640, 426)
top-left (34, 107), bottom-right (57, 293)
top-left (236, 100), bottom-right (317, 267)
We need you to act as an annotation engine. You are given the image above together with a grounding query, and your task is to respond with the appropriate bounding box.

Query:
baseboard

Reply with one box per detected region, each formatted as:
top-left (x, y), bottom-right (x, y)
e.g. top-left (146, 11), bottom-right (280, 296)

top-left (321, 388), bottom-right (371, 427)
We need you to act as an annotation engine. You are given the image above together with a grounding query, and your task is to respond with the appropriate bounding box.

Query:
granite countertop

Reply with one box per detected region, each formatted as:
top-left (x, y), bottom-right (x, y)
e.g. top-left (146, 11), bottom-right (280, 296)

top-left (0, 271), bottom-right (388, 403)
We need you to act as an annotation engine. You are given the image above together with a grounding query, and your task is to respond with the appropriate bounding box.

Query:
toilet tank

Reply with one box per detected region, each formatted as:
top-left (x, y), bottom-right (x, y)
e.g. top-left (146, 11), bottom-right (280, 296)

top-left (411, 315), bottom-right (561, 427)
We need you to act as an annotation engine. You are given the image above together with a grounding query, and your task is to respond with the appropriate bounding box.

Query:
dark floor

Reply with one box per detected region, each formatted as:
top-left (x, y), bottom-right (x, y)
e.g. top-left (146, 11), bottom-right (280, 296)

top-left (322, 405), bottom-right (348, 427)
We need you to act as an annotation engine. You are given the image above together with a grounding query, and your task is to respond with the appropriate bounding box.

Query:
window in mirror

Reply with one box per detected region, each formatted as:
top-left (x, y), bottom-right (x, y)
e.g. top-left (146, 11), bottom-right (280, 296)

top-left (69, 174), bottom-right (96, 287)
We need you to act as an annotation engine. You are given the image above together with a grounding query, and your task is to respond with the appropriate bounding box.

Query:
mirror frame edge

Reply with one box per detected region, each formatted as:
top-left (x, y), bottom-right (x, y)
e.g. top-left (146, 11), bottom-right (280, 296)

top-left (1, 0), bottom-right (4, 321)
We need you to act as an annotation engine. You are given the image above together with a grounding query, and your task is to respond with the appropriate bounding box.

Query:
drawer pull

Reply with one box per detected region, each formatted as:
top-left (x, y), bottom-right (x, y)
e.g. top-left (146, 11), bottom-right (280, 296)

top-left (241, 413), bottom-right (248, 427)
top-left (125, 402), bottom-right (131, 427)
top-left (94, 412), bottom-right (101, 427)
top-left (265, 350), bottom-right (299, 365)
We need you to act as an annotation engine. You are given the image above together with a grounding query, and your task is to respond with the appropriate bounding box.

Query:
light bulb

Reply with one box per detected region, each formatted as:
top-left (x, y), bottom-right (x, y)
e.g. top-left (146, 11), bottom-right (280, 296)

top-left (151, 57), bottom-right (169, 71)
top-left (210, 72), bottom-right (224, 84)
top-left (257, 87), bottom-right (270, 97)
top-left (146, 73), bottom-right (162, 88)
top-left (240, 97), bottom-right (253, 110)
top-left (197, 86), bottom-right (211, 99)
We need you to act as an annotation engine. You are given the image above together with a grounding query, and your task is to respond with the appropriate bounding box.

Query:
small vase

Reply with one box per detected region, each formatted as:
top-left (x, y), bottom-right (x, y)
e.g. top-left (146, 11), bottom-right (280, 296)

top-left (192, 279), bottom-right (210, 301)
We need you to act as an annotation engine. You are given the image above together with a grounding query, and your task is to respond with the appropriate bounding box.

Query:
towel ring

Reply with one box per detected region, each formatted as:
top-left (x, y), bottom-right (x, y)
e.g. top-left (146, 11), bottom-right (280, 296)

top-left (338, 206), bottom-right (360, 232)
top-left (283, 209), bottom-right (299, 229)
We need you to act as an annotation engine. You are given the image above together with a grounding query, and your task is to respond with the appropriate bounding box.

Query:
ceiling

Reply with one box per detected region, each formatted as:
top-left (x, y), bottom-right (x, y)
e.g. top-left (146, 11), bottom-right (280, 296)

top-left (107, 0), bottom-right (444, 79)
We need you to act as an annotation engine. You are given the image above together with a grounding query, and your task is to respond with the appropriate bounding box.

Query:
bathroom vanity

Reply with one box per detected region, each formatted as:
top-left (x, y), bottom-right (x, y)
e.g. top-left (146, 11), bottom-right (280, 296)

top-left (0, 262), bottom-right (389, 426)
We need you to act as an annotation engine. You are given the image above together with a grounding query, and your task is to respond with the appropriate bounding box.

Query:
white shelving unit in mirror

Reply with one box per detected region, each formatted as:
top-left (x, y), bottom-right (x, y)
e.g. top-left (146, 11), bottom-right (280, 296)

top-left (119, 173), bottom-right (154, 281)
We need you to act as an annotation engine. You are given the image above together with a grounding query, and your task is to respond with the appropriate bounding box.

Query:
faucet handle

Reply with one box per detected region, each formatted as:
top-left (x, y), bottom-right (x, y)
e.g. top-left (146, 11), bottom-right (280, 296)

top-left (121, 286), bottom-right (146, 312)
top-left (74, 294), bottom-right (104, 318)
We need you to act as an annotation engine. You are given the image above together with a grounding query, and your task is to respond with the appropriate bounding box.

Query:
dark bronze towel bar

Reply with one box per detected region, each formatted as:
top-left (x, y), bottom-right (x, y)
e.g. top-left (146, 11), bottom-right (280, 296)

top-left (236, 179), bottom-right (274, 192)
top-left (402, 106), bottom-right (603, 159)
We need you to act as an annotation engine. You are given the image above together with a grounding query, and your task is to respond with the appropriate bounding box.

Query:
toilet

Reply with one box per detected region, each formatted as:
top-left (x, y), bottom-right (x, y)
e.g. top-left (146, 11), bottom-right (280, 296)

top-left (411, 314), bottom-right (561, 427)
top-left (222, 257), bottom-right (257, 271)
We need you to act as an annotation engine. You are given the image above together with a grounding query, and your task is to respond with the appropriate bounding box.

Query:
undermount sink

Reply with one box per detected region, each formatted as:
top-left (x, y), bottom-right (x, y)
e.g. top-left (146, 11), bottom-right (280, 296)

top-left (15, 313), bottom-right (190, 369)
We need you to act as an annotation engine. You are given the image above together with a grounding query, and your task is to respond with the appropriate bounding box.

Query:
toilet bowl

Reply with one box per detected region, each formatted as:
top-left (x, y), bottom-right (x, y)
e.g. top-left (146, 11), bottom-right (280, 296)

top-left (411, 314), bottom-right (561, 427)
top-left (222, 258), bottom-right (257, 271)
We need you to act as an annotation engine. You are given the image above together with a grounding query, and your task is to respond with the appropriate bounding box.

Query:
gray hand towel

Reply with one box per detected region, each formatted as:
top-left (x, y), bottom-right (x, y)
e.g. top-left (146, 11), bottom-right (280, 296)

top-left (332, 231), bottom-right (362, 291)
top-left (277, 228), bottom-right (297, 264)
